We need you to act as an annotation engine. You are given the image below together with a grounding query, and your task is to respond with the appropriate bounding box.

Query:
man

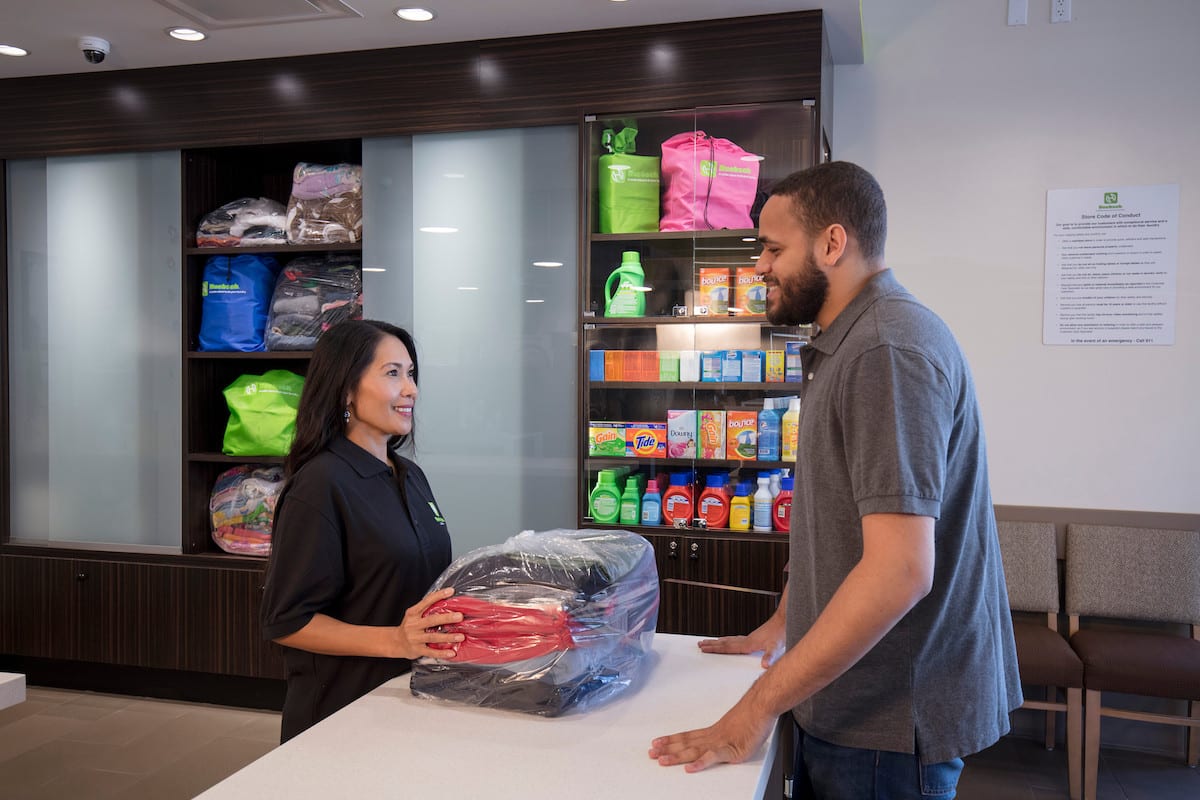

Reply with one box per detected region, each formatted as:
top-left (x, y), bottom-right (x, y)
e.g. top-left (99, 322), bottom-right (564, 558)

top-left (649, 162), bottom-right (1021, 799)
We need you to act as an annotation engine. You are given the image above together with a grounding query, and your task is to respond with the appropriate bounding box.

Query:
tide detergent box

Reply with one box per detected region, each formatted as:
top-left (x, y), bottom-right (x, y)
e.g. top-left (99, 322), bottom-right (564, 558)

top-left (589, 350), bottom-right (605, 381)
top-left (726, 410), bottom-right (758, 460)
top-left (666, 409), bottom-right (697, 458)
top-left (721, 350), bottom-right (742, 382)
top-left (625, 422), bottom-right (667, 458)
top-left (741, 350), bottom-right (764, 382)
top-left (785, 341), bottom-right (805, 382)
top-left (588, 422), bottom-right (626, 457)
top-left (699, 410), bottom-right (726, 459)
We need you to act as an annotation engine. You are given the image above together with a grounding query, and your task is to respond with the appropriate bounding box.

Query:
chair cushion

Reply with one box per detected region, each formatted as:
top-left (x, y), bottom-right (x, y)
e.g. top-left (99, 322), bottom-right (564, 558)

top-left (1070, 629), bottom-right (1200, 698)
top-left (1013, 621), bottom-right (1083, 688)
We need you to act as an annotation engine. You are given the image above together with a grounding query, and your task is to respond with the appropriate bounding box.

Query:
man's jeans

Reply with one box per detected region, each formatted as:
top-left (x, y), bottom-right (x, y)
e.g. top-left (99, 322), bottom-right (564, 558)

top-left (791, 724), bottom-right (964, 799)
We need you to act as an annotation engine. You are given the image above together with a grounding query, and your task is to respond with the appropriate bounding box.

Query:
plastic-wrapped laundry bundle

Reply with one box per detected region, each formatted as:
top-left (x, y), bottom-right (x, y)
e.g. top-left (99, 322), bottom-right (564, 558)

top-left (285, 162), bottom-right (363, 244)
top-left (411, 529), bottom-right (659, 716)
top-left (196, 197), bottom-right (288, 247)
top-left (209, 465), bottom-right (285, 556)
top-left (265, 254), bottom-right (363, 350)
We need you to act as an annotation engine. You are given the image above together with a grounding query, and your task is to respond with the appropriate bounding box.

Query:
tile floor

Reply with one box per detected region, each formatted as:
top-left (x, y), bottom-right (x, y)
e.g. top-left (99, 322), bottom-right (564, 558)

top-left (1, 686), bottom-right (1198, 799)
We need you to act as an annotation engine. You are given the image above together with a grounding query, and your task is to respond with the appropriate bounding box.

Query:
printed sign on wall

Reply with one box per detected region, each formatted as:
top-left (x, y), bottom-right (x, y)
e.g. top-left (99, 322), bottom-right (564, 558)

top-left (1044, 184), bottom-right (1179, 345)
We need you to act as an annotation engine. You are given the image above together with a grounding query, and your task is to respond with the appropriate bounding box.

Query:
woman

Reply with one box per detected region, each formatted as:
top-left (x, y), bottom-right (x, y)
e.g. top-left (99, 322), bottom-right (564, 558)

top-left (261, 319), bottom-right (463, 742)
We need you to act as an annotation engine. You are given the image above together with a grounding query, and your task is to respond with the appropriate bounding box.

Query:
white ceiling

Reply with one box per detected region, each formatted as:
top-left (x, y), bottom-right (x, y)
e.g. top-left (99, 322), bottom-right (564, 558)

top-left (0, 0), bottom-right (864, 81)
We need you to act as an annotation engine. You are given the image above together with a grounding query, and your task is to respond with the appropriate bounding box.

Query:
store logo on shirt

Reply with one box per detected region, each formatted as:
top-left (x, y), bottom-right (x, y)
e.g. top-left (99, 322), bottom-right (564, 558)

top-left (427, 501), bottom-right (445, 525)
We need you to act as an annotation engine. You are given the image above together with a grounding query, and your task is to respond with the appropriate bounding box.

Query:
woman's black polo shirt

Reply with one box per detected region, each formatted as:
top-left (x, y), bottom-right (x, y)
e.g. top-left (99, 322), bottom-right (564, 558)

top-left (261, 436), bottom-right (452, 742)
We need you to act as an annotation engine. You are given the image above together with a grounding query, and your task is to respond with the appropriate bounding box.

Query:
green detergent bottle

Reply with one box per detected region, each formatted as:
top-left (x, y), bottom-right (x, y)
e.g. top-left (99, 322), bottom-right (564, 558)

top-left (604, 251), bottom-right (646, 318)
top-left (589, 469), bottom-right (622, 524)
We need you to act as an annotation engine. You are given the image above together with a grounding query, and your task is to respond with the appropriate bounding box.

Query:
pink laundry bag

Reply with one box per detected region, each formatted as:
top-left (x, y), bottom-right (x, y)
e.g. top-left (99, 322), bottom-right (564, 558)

top-left (659, 131), bottom-right (760, 231)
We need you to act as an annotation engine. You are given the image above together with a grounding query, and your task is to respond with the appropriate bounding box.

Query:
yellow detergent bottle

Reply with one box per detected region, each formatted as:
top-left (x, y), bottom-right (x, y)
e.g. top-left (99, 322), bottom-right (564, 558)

top-left (781, 397), bottom-right (801, 462)
top-left (729, 482), bottom-right (752, 531)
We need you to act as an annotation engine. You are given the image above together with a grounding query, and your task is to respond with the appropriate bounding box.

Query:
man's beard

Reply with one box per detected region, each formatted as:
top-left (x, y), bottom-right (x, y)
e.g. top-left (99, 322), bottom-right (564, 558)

top-left (765, 251), bottom-right (829, 326)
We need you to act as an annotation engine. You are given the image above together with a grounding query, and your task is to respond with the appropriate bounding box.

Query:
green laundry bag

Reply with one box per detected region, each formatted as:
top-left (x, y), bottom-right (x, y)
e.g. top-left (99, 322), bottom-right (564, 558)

top-left (221, 369), bottom-right (305, 456)
top-left (598, 125), bottom-right (660, 233)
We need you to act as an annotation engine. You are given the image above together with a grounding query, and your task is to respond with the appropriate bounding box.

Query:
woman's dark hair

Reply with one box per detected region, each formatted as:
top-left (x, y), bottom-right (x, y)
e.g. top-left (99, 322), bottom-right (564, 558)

top-left (285, 319), bottom-right (419, 477)
top-left (770, 161), bottom-right (888, 263)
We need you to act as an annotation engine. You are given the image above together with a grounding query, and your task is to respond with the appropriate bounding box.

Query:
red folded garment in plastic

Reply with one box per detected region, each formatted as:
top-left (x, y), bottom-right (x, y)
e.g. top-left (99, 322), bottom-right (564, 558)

top-left (426, 595), bottom-right (577, 665)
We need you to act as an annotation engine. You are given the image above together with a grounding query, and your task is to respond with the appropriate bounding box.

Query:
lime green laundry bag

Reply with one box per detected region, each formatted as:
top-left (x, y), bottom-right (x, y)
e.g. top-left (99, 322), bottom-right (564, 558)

top-left (597, 125), bottom-right (660, 233)
top-left (221, 369), bottom-right (305, 456)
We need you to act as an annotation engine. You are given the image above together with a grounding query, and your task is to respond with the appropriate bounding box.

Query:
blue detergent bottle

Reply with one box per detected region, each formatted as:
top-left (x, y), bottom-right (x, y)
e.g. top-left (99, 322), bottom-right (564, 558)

top-left (604, 250), bottom-right (646, 317)
top-left (640, 479), bottom-right (662, 526)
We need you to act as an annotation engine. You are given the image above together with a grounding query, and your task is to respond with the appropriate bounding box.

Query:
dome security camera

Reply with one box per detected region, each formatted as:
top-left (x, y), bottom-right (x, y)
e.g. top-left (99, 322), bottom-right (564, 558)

top-left (79, 36), bottom-right (110, 64)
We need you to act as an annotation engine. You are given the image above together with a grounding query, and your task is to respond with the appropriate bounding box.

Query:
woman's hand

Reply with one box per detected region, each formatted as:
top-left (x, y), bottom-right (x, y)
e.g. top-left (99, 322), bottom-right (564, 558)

top-left (386, 587), bottom-right (465, 660)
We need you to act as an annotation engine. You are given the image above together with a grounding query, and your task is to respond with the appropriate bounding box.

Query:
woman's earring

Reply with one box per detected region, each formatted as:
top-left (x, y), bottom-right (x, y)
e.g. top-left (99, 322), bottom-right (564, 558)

top-left (344, 408), bottom-right (351, 423)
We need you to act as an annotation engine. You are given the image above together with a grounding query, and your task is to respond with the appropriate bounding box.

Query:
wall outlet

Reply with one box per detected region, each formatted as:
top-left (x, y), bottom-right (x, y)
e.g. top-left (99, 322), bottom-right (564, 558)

top-left (1051, 0), bottom-right (1071, 23)
top-left (1007, 0), bottom-right (1028, 26)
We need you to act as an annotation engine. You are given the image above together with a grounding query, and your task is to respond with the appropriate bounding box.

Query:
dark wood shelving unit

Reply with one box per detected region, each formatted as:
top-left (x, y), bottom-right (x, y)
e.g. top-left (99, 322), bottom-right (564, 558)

top-left (578, 100), bottom-right (824, 636)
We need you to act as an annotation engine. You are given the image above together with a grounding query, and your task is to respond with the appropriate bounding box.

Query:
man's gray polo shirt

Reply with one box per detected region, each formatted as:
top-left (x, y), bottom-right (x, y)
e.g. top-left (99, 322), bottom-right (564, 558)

top-left (786, 268), bottom-right (1021, 764)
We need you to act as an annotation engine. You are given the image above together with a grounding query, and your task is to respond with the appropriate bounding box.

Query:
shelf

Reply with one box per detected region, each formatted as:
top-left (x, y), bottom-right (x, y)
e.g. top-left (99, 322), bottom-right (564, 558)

top-left (578, 520), bottom-right (786, 541)
top-left (582, 316), bottom-right (772, 327)
top-left (590, 230), bottom-right (758, 243)
top-left (187, 453), bottom-right (285, 464)
top-left (185, 243), bottom-right (362, 255)
top-left (590, 381), bottom-right (799, 391)
top-left (586, 457), bottom-right (791, 471)
top-left (187, 351), bottom-right (312, 360)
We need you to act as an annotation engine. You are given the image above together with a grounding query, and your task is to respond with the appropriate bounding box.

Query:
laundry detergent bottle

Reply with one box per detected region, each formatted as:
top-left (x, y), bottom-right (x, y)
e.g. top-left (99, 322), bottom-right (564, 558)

top-left (589, 470), bottom-right (622, 524)
top-left (604, 250), bottom-right (646, 318)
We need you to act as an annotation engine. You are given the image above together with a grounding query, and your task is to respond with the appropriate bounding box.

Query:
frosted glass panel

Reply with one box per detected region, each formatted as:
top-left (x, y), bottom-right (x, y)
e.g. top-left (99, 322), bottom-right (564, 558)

top-left (364, 128), bottom-right (578, 554)
top-left (6, 152), bottom-right (182, 549)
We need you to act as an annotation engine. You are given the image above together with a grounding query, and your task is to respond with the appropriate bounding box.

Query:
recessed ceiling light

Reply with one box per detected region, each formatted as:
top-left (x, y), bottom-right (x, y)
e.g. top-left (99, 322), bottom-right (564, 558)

top-left (362, 267), bottom-right (387, 272)
top-left (0, 44), bottom-right (29, 57)
top-left (396, 8), bottom-right (436, 22)
top-left (457, 286), bottom-right (479, 291)
top-left (167, 27), bottom-right (207, 42)
top-left (419, 226), bottom-right (458, 233)
top-left (525, 299), bottom-right (545, 304)
top-left (532, 261), bottom-right (563, 268)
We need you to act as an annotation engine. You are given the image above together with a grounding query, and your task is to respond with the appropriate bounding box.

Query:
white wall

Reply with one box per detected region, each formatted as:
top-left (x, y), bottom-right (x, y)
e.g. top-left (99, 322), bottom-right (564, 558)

top-left (834, 0), bottom-right (1199, 514)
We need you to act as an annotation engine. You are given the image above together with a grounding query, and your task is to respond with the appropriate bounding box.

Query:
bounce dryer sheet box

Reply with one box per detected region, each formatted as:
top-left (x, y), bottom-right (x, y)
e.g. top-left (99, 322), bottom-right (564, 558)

top-left (726, 410), bottom-right (758, 460)
top-left (589, 422), bottom-right (627, 457)
top-left (699, 410), bottom-right (726, 460)
top-left (625, 423), bottom-right (666, 458)
top-left (666, 410), bottom-right (697, 459)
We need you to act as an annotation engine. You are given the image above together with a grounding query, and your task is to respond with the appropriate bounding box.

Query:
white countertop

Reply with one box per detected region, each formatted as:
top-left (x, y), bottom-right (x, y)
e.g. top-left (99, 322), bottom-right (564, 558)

top-left (0, 672), bottom-right (26, 711)
top-left (198, 633), bottom-right (779, 799)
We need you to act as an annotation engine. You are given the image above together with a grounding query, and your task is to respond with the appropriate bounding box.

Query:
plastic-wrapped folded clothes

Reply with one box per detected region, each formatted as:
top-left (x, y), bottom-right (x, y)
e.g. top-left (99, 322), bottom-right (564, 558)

top-left (286, 162), bottom-right (363, 244)
top-left (290, 161), bottom-right (362, 200)
top-left (196, 197), bottom-right (289, 247)
top-left (410, 529), bottom-right (659, 716)
top-left (209, 464), bottom-right (285, 556)
top-left (265, 255), bottom-right (363, 350)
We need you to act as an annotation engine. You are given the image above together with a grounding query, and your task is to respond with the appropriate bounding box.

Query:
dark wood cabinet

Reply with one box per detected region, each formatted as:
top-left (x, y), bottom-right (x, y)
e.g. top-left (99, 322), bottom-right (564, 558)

top-left (577, 103), bottom-right (821, 637)
top-left (0, 554), bottom-right (284, 678)
top-left (646, 531), bottom-right (789, 636)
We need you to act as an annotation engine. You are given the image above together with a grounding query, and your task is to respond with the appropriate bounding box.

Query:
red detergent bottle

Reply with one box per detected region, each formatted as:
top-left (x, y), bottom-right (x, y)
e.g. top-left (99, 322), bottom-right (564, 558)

top-left (662, 472), bottom-right (694, 527)
top-left (697, 473), bottom-right (730, 529)
top-left (772, 476), bottom-right (794, 532)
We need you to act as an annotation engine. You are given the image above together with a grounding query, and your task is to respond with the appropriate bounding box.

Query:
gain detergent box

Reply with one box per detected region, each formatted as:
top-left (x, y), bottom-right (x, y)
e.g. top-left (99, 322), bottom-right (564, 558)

top-left (588, 422), bottom-right (627, 457)
top-left (625, 422), bottom-right (666, 458)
